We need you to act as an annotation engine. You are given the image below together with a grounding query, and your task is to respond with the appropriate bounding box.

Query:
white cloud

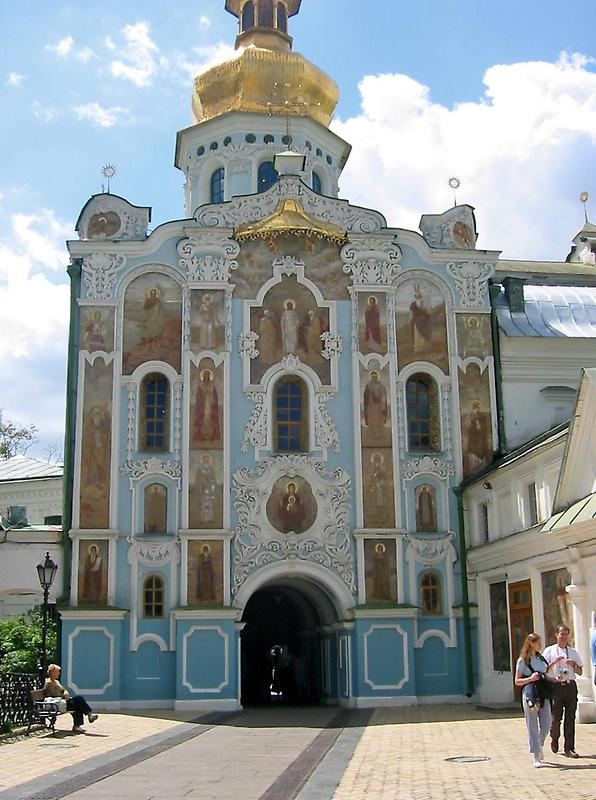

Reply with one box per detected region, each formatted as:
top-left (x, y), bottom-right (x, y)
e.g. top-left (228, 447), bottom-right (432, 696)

top-left (104, 35), bottom-right (116, 51)
top-left (173, 42), bottom-right (237, 81)
top-left (199, 15), bottom-right (211, 30)
top-left (332, 52), bottom-right (596, 259)
top-left (32, 102), bottom-right (60, 123)
top-left (76, 46), bottom-right (96, 63)
top-left (111, 22), bottom-right (159, 87)
top-left (6, 72), bottom-right (26, 87)
top-left (46, 35), bottom-right (74, 56)
top-left (74, 102), bottom-right (130, 127)
top-left (0, 209), bottom-right (72, 453)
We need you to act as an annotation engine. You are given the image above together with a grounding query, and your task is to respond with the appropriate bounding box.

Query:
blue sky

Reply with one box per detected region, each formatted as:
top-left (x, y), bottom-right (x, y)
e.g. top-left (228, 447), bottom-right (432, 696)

top-left (1, 0), bottom-right (596, 458)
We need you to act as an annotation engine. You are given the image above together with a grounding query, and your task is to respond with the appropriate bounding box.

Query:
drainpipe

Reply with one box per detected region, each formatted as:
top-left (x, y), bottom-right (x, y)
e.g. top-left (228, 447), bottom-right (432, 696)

top-left (488, 283), bottom-right (507, 455)
top-left (60, 259), bottom-right (82, 606)
top-left (454, 486), bottom-right (474, 697)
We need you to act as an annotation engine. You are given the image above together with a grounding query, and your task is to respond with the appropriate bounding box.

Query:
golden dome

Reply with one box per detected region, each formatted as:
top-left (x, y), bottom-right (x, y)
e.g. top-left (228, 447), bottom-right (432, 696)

top-left (234, 197), bottom-right (347, 244)
top-left (192, 47), bottom-right (339, 127)
top-left (192, 1), bottom-right (339, 127)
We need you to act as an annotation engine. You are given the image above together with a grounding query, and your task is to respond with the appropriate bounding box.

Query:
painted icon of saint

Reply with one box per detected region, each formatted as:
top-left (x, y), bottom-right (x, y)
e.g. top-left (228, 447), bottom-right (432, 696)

top-left (278, 480), bottom-right (303, 533)
top-left (194, 368), bottom-right (220, 443)
top-left (281, 299), bottom-right (299, 354)
top-left (197, 544), bottom-right (215, 601)
top-left (363, 370), bottom-right (388, 429)
top-left (416, 484), bottom-right (437, 532)
top-left (372, 542), bottom-right (391, 601)
top-left (365, 296), bottom-right (382, 351)
top-left (196, 455), bottom-right (217, 524)
top-left (83, 544), bottom-right (104, 603)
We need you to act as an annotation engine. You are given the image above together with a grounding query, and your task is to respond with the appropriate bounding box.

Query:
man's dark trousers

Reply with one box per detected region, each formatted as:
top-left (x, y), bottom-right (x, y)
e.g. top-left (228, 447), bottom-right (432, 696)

top-left (550, 681), bottom-right (578, 752)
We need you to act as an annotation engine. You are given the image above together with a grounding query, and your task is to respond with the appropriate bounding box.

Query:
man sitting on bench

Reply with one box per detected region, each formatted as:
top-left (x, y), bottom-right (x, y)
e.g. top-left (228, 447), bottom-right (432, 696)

top-left (43, 664), bottom-right (99, 732)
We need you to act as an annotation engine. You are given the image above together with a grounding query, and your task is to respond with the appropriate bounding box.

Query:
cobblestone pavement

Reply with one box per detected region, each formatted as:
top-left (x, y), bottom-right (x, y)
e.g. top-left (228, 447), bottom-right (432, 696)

top-left (331, 706), bottom-right (596, 800)
top-left (1, 705), bottom-right (595, 800)
top-left (0, 709), bottom-right (201, 795)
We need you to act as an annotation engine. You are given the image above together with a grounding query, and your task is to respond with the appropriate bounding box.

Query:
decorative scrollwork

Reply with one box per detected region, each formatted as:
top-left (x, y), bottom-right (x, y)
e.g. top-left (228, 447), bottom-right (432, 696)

top-left (321, 332), bottom-right (343, 361)
top-left (126, 537), bottom-right (180, 567)
top-left (341, 237), bottom-right (402, 285)
top-left (400, 455), bottom-right (455, 481)
top-left (405, 533), bottom-right (456, 564)
top-left (238, 331), bottom-right (259, 360)
top-left (82, 253), bottom-right (126, 300)
top-left (177, 234), bottom-right (240, 283)
top-left (232, 456), bottom-right (354, 595)
top-left (240, 392), bottom-right (268, 452)
top-left (446, 261), bottom-right (495, 308)
top-left (121, 457), bottom-right (182, 480)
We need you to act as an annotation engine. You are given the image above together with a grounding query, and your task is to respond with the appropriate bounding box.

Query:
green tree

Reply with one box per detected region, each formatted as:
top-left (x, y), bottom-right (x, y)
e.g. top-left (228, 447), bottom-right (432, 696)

top-left (0, 410), bottom-right (38, 460)
top-left (0, 610), bottom-right (57, 675)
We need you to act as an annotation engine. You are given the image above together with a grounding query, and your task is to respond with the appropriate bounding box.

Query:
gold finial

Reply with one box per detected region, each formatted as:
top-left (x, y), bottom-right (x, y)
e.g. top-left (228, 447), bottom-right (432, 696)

top-left (225, 1), bottom-right (301, 52)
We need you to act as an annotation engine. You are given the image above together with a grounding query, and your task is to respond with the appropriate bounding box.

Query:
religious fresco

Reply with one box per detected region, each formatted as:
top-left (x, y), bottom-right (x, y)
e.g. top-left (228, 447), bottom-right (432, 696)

top-left (80, 307), bottom-right (115, 353)
top-left (360, 363), bottom-right (392, 448)
top-left (362, 449), bottom-right (395, 528)
top-left (364, 539), bottom-right (397, 603)
top-left (190, 290), bottom-right (225, 353)
top-left (77, 540), bottom-right (108, 605)
top-left (395, 278), bottom-right (449, 373)
top-left (79, 360), bottom-right (113, 529)
top-left (144, 483), bottom-right (167, 533)
top-left (250, 274), bottom-right (330, 384)
top-left (265, 475), bottom-right (317, 535)
top-left (190, 358), bottom-right (223, 450)
top-left (458, 363), bottom-right (493, 477)
top-left (187, 540), bottom-right (224, 605)
top-left (189, 451), bottom-right (223, 529)
top-left (415, 484), bottom-right (438, 532)
top-left (234, 236), bottom-right (349, 300)
top-left (541, 567), bottom-right (574, 645)
top-left (358, 293), bottom-right (388, 355)
top-left (456, 313), bottom-right (491, 360)
top-left (489, 581), bottom-right (510, 672)
top-left (122, 273), bottom-right (182, 374)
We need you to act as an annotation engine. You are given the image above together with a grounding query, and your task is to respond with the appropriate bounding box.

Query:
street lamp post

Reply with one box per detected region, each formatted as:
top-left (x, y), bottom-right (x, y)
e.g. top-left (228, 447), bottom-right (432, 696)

top-left (36, 552), bottom-right (58, 680)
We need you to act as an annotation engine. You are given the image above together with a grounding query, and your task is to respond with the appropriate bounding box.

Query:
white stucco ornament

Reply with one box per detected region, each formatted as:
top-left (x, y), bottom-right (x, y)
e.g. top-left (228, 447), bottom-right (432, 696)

top-left (341, 237), bottom-right (401, 285)
top-left (232, 455), bottom-right (354, 595)
top-left (177, 233), bottom-right (240, 282)
top-left (82, 253), bottom-right (127, 300)
top-left (446, 261), bottom-right (495, 308)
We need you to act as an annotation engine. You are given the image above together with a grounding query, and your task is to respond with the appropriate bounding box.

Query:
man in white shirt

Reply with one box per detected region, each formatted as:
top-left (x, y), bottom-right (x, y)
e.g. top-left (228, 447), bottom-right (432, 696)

top-left (543, 624), bottom-right (583, 758)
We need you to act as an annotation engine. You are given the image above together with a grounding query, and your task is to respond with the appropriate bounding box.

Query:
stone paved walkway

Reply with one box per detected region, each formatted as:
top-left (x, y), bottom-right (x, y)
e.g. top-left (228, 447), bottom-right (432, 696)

top-left (0, 705), bottom-right (595, 800)
top-left (331, 706), bottom-right (596, 800)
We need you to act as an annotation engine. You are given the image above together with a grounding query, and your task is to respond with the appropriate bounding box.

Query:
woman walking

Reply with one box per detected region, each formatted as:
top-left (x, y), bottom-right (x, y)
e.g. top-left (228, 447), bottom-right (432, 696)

top-left (515, 633), bottom-right (561, 768)
top-left (43, 664), bottom-right (99, 732)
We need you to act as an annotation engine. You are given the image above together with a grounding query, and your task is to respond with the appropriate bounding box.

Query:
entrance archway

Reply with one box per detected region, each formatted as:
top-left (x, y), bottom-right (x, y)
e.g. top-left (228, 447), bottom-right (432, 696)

top-left (239, 577), bottom-right (341, 706)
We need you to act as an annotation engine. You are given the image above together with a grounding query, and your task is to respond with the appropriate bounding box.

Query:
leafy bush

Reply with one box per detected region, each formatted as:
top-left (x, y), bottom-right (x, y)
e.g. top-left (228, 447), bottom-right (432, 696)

top-left (0, 610), bottom-right (57, 675)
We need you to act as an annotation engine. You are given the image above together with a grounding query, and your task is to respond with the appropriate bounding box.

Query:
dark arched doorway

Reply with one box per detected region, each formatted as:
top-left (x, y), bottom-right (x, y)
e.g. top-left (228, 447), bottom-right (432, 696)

top-left (240, 583), bottom-right (327, 705)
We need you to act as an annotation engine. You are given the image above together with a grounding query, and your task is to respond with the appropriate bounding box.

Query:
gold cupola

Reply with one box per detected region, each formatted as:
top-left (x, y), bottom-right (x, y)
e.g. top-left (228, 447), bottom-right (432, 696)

top-left (192, 0), bottom-right (339, 128)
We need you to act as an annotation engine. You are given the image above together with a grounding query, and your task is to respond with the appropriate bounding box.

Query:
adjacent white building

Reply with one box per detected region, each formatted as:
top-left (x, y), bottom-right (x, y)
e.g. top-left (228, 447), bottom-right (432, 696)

top-left (0, 456), bottom-right (64, 618)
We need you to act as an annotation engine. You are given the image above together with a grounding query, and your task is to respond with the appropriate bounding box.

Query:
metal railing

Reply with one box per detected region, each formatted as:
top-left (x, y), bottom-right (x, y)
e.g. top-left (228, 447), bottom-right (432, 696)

top-left (0, 673), bottom-right (39, 730)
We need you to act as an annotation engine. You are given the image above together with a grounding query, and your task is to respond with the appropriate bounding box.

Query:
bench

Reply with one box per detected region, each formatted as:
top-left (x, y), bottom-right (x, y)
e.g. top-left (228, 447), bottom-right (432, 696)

top-left (26, 689), bottom-right (66, 735)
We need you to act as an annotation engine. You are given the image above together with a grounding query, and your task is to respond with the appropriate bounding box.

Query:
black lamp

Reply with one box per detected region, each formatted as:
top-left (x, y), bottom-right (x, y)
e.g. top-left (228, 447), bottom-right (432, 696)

top-left (36, 552), bottom-right (58, 679)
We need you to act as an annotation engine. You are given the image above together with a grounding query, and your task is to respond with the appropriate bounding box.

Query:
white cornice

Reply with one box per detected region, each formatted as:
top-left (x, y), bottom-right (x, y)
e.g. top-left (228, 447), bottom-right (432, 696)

top-left (59, 609), bottom-right (127, 619)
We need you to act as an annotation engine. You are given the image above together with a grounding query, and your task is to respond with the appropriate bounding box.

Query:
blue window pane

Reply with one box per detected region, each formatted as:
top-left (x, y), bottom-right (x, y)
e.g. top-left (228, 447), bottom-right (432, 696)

top-left (312, 171), bottom-right (322, 194)
top-left (210, 167), bottom-right (225, 203)
top-left (258, 161), bottom-right (279, 193)
top-left (277, 409), bottom-right (289, 421)
top-left (289, 408), bottom-right (301, 421)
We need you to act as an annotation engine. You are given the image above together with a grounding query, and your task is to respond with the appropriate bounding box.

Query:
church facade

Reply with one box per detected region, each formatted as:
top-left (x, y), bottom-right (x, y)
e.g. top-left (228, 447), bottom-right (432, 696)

top-left (60, 0), bottom-right (510, 710)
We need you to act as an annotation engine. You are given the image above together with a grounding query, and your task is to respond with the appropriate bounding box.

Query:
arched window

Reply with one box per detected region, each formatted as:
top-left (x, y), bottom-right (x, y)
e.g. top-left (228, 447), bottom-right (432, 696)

top-left (141, 373), bottom-right (169, 452)
top-left (277, 2), bottom-right (287, 32)
top-left (312, 171), bottom-right (322, 195)
top-left (144, 483), bottom-right (167, 534)
top-left (274, 376), bottom-right (308, 453)
top-left (406, 373), bottom-right (440, 452)
top-left (241, 0), bottom-right (255, 30)
top-left (210, 167), bottom-right (225, 203)
top-left (143, 575), bottom-right (164, 618)
top-left (258, 160), bottom-right (279, 193)
top-left (420, 571), bottom-right (442, 615)
top-left (259, 0), bottom-right (274, 27)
